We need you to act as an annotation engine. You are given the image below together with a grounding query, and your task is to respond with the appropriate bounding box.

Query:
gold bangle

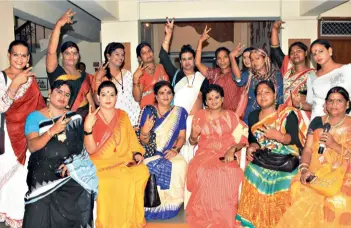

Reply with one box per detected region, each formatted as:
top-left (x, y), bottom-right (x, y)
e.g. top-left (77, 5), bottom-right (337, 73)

top-left (299, 167), bottom-right (309, 173)
top-left (140, 131), bottom-right (150, 139)
top-left (271, 44), bottom-right (280, 48)
top-left (298, 163), bottom-right (309, 171)
top-left (164, 40), bottom-right (170, 44)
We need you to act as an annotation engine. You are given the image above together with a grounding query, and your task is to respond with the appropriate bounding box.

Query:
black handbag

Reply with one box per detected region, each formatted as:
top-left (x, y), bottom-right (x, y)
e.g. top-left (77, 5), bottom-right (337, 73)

top-left (252, 148), bottom-right (299, 172)
top-left (144, 174), bottom-right (161, 208)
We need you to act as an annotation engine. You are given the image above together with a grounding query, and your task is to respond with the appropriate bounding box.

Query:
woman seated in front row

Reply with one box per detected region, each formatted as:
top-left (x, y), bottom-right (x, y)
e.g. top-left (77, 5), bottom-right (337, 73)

top-left (24, 80), bottom-right (97, 228)
top-left (186, 84), bottom-right (248, 228)
top-left (236, 80), bottom-right (307, 228)
top-left (137, 80), bottom-right (188, 220)
top-left (84, 81), bottom-right (149, 228)
top-left (277, 86), bottom-right (351, 228)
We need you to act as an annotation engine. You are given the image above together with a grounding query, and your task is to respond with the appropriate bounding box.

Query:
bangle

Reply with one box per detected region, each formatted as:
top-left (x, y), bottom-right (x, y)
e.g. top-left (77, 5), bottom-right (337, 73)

top-left (172, 146), bottom-right (180, 153)
top-left (298, 163), bottom-right (310, 171)
top-left (271, 44), bottom-right (280, 48)
top-left (84, 130), bottom-right (93, 136)
top-left (164, 40), bottom-right (170, 44)
top-left (300, 167), bottom-right (309, 173)
top-left (140, 131), bottom-right (150, 139)
top-left (133, 83), bottom-right (140, 87)
top-left (95, 80), bottom-right (102, 83)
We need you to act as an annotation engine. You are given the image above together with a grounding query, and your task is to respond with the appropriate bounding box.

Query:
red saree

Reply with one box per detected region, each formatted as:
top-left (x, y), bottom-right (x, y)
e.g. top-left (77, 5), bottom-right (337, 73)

top-left (5, 79), bottom-right (46, 165)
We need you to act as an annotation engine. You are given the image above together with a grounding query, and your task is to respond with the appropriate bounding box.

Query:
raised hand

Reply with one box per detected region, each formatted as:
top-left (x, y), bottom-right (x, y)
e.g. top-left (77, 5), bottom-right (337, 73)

top-left (290, 90), bottom-right (301, 108)
top-left (141, 114), bottom-right (155, 135)
top-left (13, 67), bottom-right (35, 86)
top-left (51, 112), bottom-right (70, 135)
top-left (190, 118), bottom-right (201, 138)
top-left (84, 106), bottom-right (100, 132)
top-left (164, 17), bottom-right (175, 36)
top-left (199, 25), bottom-right (212, 43)
top-left (272, 20), bottom-right (285, 30)
top-left (133, 62), bottom-right (148, 84)
top-left (57, 8), bottom-right (76, 27)
top-left (95, 61), bottom-right (109, 81)
top-left (230, 43), bottom-right (245, 59)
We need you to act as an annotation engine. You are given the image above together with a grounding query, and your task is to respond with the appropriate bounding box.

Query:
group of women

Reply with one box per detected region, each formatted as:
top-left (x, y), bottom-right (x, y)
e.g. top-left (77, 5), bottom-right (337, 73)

top-left (0, 8), bottom-right (351, 228)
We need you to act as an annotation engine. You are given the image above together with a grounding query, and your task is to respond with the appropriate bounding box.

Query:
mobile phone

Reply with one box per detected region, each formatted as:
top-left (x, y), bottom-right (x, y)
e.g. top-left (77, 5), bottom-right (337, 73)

top-left (306, 175), bottom-right (317, 183)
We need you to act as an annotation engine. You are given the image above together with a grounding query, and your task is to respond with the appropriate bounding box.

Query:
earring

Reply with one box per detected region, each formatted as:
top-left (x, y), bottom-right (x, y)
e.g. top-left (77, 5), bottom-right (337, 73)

top-left (46, 96), bottom-right (50, 104)
top-left (26, 63), bottom-right (29, 68)
top-left (65, 105), bottom-right (70, 109)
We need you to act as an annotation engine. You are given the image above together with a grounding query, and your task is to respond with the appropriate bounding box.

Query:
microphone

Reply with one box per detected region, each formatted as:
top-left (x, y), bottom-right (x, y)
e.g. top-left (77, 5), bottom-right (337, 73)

top-left (318, 123), bottom-right (331, 154)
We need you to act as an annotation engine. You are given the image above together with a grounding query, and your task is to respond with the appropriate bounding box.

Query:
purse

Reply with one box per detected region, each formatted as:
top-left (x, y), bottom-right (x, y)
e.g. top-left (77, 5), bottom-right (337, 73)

top-left (144, 174), bottom-right (161, 208)
top-left (309, 142), bottom-right (347, 197)
top-left (252, 148), bottom-right (299, 172)
top-left (235, 73), bottom-right (252, 119)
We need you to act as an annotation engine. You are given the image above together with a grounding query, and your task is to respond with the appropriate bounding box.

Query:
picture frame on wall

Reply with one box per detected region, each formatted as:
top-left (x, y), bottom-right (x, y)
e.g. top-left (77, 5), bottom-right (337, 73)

top-left (36, 78), bottom-right (49, 91)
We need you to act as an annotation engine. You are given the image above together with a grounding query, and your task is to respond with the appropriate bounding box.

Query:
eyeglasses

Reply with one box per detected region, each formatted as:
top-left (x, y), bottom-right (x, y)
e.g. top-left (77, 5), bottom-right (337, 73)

top-left (55, 89), bottom-right (71, 98)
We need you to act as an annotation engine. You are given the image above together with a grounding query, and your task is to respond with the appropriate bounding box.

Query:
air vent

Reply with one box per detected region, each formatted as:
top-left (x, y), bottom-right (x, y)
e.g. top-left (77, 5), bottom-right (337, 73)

top-left (320, 20), bottom-right (351, 37)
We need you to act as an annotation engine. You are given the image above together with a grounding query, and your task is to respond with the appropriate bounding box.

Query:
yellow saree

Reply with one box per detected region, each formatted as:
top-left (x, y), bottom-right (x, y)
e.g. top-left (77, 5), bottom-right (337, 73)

top-left (276, 116), bottom-right (351, 228)
top-left (90, 109), bottom-right (150, 228)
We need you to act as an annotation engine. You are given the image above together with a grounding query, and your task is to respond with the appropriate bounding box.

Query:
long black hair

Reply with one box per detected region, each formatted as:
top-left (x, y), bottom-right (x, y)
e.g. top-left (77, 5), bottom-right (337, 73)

top-left (104, 42), bottom-right (125, 80)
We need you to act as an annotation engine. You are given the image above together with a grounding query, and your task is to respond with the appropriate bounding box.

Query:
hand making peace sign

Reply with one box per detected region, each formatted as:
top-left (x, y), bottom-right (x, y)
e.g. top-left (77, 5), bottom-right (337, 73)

top-left (57, 8), bottom-right (76, 28)
top-left (84, 105), bottom-right (100, 132)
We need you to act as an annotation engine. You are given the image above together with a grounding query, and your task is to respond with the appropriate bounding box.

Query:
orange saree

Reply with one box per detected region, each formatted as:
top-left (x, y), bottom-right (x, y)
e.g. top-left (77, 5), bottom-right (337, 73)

top-left (139, 64), bottom-right (169, 108)
top-left (90, 109), bottom-right (149, 228)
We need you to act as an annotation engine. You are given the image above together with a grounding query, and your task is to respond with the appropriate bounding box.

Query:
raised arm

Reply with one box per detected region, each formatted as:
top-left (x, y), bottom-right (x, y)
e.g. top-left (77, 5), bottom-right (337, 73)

top-left (195, 26), bottom-right (212, 77)
top-left (83, 106), bottom-right (100, 154)
top-left (132, 62), bottom-right (148, 102)
top-left (46, 9), bottom-right (76, 73)
top-left (159, 18), bottom-right (178, 80)
top-left (270, 20), bottom-right (285, 68)
top-left (229, 43), bottom-right (245, 80)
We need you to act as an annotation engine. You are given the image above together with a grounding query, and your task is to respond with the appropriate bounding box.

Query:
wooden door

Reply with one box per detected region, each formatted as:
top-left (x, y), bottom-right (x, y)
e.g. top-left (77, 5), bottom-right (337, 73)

top-left (325, 39), bottom-right (351, 64)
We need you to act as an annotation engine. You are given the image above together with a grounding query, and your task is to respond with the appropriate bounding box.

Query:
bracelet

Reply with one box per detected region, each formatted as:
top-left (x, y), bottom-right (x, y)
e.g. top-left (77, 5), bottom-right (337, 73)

top-left (140, 131), bottom-right (150, 139)
top-left (298, 163), bottom-right (310, 171)
top-left (172, 146), bottom-right (180, 153)
top-left (133, 83), bottom-right (140, 87)
top-left (271, 44), bottom-right (280, 48)
top-left (164, 40), bottom-right (170, 44)
top-left (299, 167), bottom-right (309, 173)
top-left (84, 130), bottom-right (93, 136)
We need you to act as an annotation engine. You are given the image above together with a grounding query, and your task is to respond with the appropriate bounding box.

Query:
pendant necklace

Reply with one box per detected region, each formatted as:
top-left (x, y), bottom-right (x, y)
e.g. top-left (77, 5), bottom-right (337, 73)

top-left (47, 107), bottom-right (67, 143)
top-left (113, 71), bottom-right (124, 93)
top-left (186, 74), bottom-right (196, 88)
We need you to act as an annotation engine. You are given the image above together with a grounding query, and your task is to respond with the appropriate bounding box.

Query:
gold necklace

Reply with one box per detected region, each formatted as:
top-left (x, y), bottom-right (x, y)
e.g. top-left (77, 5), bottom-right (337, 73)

top-left (326, 115), bottom-right (345, 128)
top-left (47, 107), bottom-right (67, 143)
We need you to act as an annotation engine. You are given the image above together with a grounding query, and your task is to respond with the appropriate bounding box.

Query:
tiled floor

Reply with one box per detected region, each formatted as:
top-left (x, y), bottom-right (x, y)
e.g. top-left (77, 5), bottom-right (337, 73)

top-left (0, 208), bottom-right (187, 227)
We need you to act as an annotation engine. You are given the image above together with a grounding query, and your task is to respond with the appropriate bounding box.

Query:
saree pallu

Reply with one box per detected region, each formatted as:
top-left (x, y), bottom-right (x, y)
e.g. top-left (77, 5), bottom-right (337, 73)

top-left (23, 112), bottom-right (94, 228)
top-left (280, 55), bottom-right (316, 123)
top-left (186, 110), bottom-right (248, 228)
top-left (90, 109), bottom-right (149, 228)
top-left (5, 78), bottom-right (45, 164)
top-left (138, 105), bottom-right (188, 220)
top-left (56, 72), bottom-right (92, 120)
top-left (140, 64), bottom-right (169, 108)
top-left (276, 119), bottom-right (351, 228)
top-left (236, 107), bottom-right (307, 228)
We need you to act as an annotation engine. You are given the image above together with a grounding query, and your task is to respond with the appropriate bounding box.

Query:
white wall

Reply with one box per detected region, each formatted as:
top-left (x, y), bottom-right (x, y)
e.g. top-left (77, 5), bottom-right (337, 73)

top-left (0, 1), bottom-right (14, 70)
top-left (32, 40), bottom-right (101, 97)
top-left (101, 21), bottom-right (140, 72)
